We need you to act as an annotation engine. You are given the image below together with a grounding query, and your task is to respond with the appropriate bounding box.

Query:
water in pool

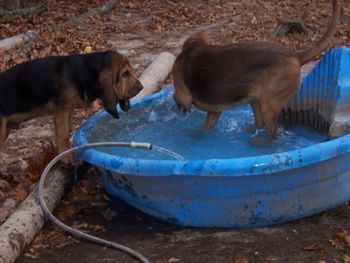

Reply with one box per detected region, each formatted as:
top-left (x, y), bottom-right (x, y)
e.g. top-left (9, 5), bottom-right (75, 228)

top-left (85, 90), bottom-right (328, 160)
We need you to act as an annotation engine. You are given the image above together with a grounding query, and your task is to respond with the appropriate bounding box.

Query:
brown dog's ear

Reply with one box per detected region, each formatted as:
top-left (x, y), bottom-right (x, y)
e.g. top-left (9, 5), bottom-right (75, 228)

top-left (99, 69), bottom-right (119, 119)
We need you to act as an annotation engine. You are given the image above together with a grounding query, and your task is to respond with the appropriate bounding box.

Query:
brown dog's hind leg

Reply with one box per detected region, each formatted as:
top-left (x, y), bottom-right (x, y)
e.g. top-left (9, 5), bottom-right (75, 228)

top-left (258, 59), bottom-right (301, 140)
top-left (260, 86), bottom-right (299, 140)
top-left (172, 58), bottom-right (193, 113)
top-left (251, 108), bottom-right (278, 146)
top-left (205, 111), bottom-right (221, 129)
top-left (261, 109), bottom-right (279, 138)
top-left (250, 100), bottom-right (264, 129)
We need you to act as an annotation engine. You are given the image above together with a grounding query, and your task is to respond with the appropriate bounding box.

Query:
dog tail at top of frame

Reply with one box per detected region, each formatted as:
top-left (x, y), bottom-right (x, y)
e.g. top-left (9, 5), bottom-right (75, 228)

top-left (296, 0), bottom-right (340, 65)
top-left (181, 31), bottom-right (213, 54)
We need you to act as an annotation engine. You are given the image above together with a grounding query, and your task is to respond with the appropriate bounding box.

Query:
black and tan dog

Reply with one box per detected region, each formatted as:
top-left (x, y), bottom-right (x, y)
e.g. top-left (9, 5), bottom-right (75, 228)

top-left (172, 0), bottom-right (340, 140)
top-left (0, 51), bottom-right (143, 155)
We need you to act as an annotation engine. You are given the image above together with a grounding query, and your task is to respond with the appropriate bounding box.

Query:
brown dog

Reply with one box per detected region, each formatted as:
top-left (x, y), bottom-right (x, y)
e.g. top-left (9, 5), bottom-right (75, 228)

top-left (0, 51), bottom-right (143, 155)
top-left (172, 0), bottom-right (340, 139)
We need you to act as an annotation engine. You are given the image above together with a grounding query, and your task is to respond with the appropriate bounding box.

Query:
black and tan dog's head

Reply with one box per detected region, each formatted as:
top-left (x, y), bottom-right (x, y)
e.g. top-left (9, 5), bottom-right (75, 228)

top-left (99, 52), bottom-right (143, 118)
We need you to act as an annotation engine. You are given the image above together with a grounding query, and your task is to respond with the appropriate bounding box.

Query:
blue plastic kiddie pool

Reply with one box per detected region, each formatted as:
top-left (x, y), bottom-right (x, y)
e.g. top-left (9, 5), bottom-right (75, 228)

top-left (73, 47), bottom-right (350, 227)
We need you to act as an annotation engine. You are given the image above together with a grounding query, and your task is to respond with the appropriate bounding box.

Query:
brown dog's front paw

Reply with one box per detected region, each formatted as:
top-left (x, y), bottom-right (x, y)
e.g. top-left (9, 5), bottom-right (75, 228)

top-left (180, 107), bottom-right (190, 114)
top-left (173, 95), bottom-right (192, 114)
top-left (174, 101), bottom-right (191, 114)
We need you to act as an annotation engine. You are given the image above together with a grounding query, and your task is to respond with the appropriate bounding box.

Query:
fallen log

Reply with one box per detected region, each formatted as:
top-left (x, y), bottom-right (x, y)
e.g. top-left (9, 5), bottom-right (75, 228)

top-left (274, 19), bottom-right (311, 37)
top-left (0, 30), bottom-right (37, 54)
top-left (62, 0), bottom-right (118, 27)
top-left (0, 0), bottom-right (118, 55)
top-left (0, 169), bottom-right (70, 263)
top-left (133, 52), bottom-right (176, 101)
top-left (0, 3), bottom-right (47, 18)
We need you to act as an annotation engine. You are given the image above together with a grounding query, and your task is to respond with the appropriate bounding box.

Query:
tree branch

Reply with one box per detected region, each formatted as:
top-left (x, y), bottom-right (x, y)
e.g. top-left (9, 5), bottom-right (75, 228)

top-left (0, 3), bottom-right (47, 18)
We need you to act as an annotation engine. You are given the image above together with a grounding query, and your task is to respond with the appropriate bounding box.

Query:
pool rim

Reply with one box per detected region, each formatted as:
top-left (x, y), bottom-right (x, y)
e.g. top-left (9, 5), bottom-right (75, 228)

top-left (73, 86), bottom-right (350, 177)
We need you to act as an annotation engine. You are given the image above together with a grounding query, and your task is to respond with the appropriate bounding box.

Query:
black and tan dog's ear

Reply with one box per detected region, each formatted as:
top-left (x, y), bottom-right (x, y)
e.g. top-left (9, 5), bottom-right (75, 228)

top-left (99, 69), bottom-right (119, 119)
top-left (113, 54), bottom-right (129, 82)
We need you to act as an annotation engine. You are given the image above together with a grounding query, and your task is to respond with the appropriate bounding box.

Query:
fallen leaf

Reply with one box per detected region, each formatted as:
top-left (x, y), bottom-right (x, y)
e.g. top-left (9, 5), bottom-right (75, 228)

top-left (344, 255), bottom-right (350, 263)
top-left (26, 143), bottom-right (55, 182)
top-left (56, 239), bottom-right (75, 249)
top-left (71, 221), bottom-right (105, 232)
top-left (56, 204), bottom-right (79, 221)
top-left (251, 16), bottom-right (258, 25)
top-left (0, 206), bottom-right (14, 224)
top-left (87, 224), bottom-right (106, 232)
top-left (168, 258), bottom-right (180, 263)
top-left (27, 172), bottom-right (40, 182)
top-left (266, 255), bottom-right (278, 262)
top-left (303, 243), bottom-right (318, 251)
top-left (102, 208), bottom-right (117, 221)
top-left (337, 230), bottom-right (350, 247)
top-left (234, 257), bottom-right (249, 263)
top-left (329, 239), bottom-right (344, 250)
top-left (24, 252), bottom-right (39, 260)
top-left (12, 188), bottom-right (28, 202)
top-left (0, 179), bottom-right (10, 189)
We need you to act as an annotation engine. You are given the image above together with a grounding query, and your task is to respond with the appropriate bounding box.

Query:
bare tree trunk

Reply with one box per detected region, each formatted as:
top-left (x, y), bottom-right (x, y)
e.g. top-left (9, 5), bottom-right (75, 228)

top-left (3, 0), bottom-right (21, 10)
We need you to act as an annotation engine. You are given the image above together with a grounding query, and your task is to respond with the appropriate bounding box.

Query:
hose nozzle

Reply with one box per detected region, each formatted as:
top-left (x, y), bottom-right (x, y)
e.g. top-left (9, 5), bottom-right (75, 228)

top-left (130, 142), bottom-right (152, 150)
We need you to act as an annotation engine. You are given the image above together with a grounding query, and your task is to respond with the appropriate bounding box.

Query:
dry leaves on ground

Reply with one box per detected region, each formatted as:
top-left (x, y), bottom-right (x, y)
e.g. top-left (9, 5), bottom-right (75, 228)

top-left (337, 230), bottom-right (350, 248)
top-left (11, 188), bottom-right (28, 202)
top-left (329, 238), bottom-right (345, 251)
top-left (234, 257), bottom-right (249, 263)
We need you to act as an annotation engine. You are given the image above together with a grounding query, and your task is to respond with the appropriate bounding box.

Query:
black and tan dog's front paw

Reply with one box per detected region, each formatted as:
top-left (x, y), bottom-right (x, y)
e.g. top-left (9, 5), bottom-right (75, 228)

top-left (56, 143), bottom-right (75, 166)
top-left (61, 155), bottom-right (75, 166)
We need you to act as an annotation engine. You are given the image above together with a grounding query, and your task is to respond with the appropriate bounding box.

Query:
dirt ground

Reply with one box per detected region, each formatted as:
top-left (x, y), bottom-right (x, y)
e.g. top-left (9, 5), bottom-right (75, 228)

top-left (1, 0), bottom-right (350, 262)
top-left (17, 195), bottom-right (350, 263)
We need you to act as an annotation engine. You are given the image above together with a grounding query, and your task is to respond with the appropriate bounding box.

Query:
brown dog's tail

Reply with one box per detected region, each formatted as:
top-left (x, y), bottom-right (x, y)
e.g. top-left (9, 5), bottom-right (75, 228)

top-left (296, 0), bottom-right (340, 65)
top-left (181, 31), bottom-right (213, 54)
